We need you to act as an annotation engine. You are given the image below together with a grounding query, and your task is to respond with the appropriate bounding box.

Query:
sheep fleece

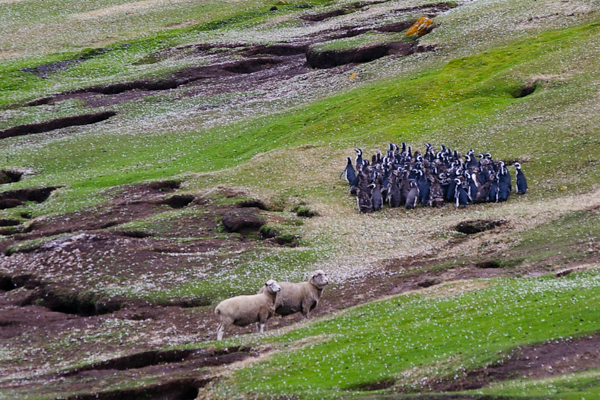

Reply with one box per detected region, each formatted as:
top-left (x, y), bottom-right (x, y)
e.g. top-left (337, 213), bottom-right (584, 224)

top-left (272, 281), bottom-right (323, 317)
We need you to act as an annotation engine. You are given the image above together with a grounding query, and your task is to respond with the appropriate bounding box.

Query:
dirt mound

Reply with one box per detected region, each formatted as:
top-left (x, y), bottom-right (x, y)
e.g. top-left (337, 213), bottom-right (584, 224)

top-left (222, 207), bottom-right (266, 233)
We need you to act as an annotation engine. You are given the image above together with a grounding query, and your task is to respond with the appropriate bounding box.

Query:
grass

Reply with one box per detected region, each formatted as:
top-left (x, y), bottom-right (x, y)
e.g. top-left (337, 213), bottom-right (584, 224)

top-left (3, 17), bottom-right (596, 221)
top-left (308, 31), bottom-right (410, 53)
top-left (214, 270), bottom-right (600, 399)
top-left (2, 0), bottom-right (600, 399)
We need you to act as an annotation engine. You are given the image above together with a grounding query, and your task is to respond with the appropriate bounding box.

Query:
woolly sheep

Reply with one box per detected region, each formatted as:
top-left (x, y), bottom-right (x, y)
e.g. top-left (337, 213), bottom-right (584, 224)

top-left (260, 270), bottom-right (329, 318)
top-left (214, 279), bottom-right (281, 340)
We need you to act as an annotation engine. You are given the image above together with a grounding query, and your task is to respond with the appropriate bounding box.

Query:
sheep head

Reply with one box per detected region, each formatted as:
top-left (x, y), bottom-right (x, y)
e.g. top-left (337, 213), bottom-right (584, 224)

top-left (310, 270), bottom-right (329, 289)
top-left (264, 279), bottom-right (282, 294)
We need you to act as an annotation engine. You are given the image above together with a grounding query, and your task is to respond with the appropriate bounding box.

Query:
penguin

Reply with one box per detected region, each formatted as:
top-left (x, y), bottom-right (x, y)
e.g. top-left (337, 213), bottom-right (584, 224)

top-left (514, 162), bottom-right (527, 194)
top-left (497, 161), bottom-right (511, 202)
top-left (417, 170), bottom-right (430, 205)
top-left (388, 170), bottom-right (402, 208)
top-left (370, 181), bottom-right (383, 211)
top-left (356, 185), bottom-right (373, 213)
top-left (427, 175), bottom-right (444, 207)
top-left (473, 180), bottom-right (491, 203)
top-left (445, 170), bottom-right (458, 202)
top-left (474, 171), bottom-right (494, 203)
top-left (465, 170), bottom-right (479, 202)
top-left (340, 157), bottom-right (356, 185)
top-left (349, 162), bottom-right (363, 195)
top-left (488, 173), bottom-right (499, 203)
top-left (405, 180), bottom-right (419, 209)
top-left (465, 153), bottom-right (479, 170)
top-left (439, 173), bottom-right (450, 201)
top-left (454, 178), bottom-right (469, 207)
top-left (355, 148), bottom-right (364, 169)
top-left (356, 173), bottom-right (372, 213)
top-left (399, 169), bottom-right (411, 207)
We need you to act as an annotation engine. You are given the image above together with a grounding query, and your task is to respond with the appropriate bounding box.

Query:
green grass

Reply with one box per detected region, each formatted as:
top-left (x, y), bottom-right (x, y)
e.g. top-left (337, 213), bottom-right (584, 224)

top-left (3, 18), bottom-right (599, 219)
top-left (215, 270), bottom-right (600, 399)
top-left (309, 31), bottom-right (410, 53)
top-left (503, 208), bottom-right (600, 267)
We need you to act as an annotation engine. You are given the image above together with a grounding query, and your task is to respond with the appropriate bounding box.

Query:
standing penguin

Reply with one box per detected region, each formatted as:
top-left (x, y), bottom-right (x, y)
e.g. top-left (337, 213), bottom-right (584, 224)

top-left (454, 178), bottom-right (470, 207)
top-left (340, 157), bottom-right (356, 185)
top-left (474, 174), bottom-right (492, 204)
top-left (417, 170), bottom-right (431, 205)
top-left (514, 162), bottom-right (527, 194)
top-left (488, 173), bottom-right (499, 203)
top-left (405, 180), bottom-right (419, 209)
top-left (497, 161), bottom-right (511, 202)
top-left (427, 175), bottom-right (445, 207)
top-left (355, 148), bottom-right (364, 169)
top-left (388, 170), bottom-right (402, 208)
top-left (356, 173), bottom-right (372, 213)
top-left (370, 181), bottom-right (383, 211)
top-left (399, 170), bottom-right (411, 206)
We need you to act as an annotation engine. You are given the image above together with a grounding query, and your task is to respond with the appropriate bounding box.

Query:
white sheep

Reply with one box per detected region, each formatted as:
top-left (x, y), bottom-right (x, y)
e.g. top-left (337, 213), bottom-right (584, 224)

top-left (214, 279), bottom-right (281, 341)
top-left (260, 270), bottom-right (329, 318)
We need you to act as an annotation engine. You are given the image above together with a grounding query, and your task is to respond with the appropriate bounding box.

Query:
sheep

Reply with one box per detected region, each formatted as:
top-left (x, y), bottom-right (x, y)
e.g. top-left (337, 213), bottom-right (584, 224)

top-left (214, 279), bottom-right (281, 340)
top-left (260, 270), bottom-right (329, 318)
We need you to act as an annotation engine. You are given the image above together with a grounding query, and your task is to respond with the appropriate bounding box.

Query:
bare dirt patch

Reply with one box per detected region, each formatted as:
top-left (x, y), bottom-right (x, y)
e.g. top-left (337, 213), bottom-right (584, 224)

top-left (9, 346), bottom-right (255, 400)
top-left (306, 41), bottom-right (416, 69)
top-left (0, 112), bottom-right (116, 139)
top-left (0, 186), bottom-right (58, 211)
top-left (427, 333), bottom-right (600, 392)
top-left (455, 219), bottom-right (508, 234)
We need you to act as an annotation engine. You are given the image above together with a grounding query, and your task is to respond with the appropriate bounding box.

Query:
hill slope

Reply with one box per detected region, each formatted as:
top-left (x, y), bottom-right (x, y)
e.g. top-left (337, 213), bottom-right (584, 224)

top-left (1, 0), bottom-right (600, 399)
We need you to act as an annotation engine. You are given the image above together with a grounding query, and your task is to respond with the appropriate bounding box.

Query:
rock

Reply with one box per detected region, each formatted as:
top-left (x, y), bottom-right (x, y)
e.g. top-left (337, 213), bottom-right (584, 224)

top-left (406, 16), bottom-right (434, 37)
top-left (222, 208), bottom-right (266, 233)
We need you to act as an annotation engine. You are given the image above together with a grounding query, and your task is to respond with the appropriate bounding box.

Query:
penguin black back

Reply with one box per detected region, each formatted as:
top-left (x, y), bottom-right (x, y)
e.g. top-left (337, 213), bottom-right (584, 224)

top-left (514, 162), bottom-right (527, 194)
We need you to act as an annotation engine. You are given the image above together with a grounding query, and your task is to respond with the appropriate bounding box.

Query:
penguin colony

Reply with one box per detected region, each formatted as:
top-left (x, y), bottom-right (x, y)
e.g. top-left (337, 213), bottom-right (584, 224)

top-left (340, 143), bottom-right (527, 213)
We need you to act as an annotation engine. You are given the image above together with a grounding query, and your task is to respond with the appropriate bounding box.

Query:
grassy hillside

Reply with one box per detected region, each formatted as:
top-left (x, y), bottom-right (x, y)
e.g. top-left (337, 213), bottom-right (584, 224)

top-left (1, 0), bottom-right (600, 399)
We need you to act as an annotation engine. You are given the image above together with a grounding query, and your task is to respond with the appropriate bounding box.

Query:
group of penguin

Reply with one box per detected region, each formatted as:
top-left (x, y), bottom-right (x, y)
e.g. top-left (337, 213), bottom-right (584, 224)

top-left (340, 143), bottom-right (528, 213)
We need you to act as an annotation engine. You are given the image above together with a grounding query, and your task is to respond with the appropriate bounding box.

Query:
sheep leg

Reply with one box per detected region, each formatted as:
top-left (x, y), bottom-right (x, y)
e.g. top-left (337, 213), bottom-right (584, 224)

top-left (216, 323), bottom-right (225, 341)
top-left (258, 322), bottom-right (266, 333)
top-left (301, 300), bottom-right (313, 319)
top-left (217, 317), bottom-right (232, 341)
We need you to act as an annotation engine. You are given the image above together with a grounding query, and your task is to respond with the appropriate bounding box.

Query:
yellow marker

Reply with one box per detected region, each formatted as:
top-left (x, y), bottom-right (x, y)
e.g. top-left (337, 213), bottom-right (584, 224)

top-left (350, 73), bottom-right (358, 81)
